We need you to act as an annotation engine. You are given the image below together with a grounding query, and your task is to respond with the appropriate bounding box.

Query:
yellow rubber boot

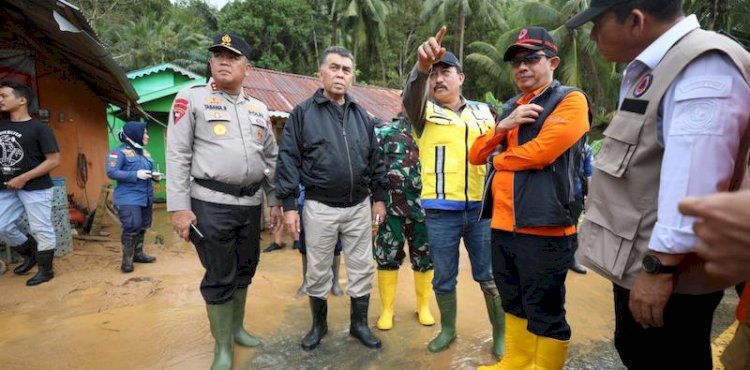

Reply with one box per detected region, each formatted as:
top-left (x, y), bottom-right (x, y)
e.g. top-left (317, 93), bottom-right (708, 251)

top-left (477, 314), bottom-right (535, 370)
top-left (533, 336), bottom-right (569, 370)
top-left (414, 270), bottom-right (435, 326)
top-left (376, 270), bottom-right (398, 330)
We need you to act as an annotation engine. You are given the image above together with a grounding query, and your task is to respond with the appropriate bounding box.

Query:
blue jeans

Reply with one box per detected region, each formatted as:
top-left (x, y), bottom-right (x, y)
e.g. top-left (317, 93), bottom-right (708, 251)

top-left (425, 207), bottom-right (492, 294)
top-left (0, 189), bottom-right (55, 251)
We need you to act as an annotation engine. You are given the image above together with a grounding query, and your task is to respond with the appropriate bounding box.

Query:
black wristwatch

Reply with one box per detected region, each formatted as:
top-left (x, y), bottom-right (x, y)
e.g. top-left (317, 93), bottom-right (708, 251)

top-left (642, 254), bottom-right (678, 274)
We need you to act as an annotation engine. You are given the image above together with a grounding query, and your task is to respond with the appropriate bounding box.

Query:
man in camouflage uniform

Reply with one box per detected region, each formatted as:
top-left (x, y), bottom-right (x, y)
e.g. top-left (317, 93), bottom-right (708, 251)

top-left (373, 112), bottom-right (434, 330)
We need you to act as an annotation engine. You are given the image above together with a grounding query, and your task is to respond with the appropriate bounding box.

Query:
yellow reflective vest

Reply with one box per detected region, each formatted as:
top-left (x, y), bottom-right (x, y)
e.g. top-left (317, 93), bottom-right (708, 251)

top-left (414, 100), bottom-right (494, 210)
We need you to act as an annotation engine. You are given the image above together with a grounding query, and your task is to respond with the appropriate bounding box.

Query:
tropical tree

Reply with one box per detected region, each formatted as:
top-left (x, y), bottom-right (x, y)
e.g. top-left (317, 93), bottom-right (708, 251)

top-left (466, 0), bottom-right (620, 128)
top-left (421, 0), bottom-right (506, 63)
top-left (684, 0), bottom-right (750, 46)
top-left (101, 13), bottom-right (210, 72)
top-left (329, 0), bottom-right (389, 58)
top-left (218, 0), bottom-right (325, 75)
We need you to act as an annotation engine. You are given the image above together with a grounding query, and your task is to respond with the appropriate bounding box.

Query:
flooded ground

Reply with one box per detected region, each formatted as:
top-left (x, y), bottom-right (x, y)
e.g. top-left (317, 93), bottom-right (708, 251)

top-left (0, 205), bottom-right (739, 369)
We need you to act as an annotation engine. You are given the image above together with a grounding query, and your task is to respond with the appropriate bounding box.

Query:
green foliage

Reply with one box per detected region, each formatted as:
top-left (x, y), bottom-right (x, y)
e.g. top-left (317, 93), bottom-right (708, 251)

top-left (684, 0), bottom-right (749, 47)
top-left (466, 0), bottom-right (620, 127)
top-left (75, 0), bottom-right (213, 74)
top-left (218, 0), bottom-right (324, 75)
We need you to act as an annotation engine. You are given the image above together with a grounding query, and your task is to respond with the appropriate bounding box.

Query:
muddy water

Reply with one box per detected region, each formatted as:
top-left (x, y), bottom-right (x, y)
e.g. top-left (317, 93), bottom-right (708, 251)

top-left (0, 206), bottom-right (618, 369)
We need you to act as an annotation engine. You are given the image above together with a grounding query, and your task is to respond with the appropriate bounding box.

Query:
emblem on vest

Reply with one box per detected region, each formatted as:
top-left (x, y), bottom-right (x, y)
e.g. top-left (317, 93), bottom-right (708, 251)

top-left (633, 73), bottom-right (653, 98)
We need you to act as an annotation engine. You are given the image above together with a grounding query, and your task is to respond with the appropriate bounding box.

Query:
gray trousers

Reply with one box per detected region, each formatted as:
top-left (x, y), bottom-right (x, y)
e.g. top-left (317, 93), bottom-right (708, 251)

top-left (302, 198), bottom-right (374, 299)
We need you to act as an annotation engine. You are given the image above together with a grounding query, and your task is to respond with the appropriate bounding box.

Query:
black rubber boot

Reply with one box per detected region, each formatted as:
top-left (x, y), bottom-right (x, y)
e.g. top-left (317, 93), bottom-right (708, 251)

top-left (13, 236), bottom-right (37, 275)
top-left (263, 242), bottom-right (286, 253)
top-left (27, 249), bottom-right (54, 286)
top-left (121, 236), bottom-right (135, 273)
top-left (349, 294), bottom-right (382, 349)
top-left (301, 296), bottom-right (328, 350)
top-left (133, 234), bottom-right (156, 263)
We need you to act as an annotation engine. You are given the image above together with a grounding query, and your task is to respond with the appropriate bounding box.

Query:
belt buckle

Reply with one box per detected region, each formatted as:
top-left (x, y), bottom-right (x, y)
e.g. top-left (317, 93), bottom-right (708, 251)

top-left (239, 185), bottom-right (254, 196)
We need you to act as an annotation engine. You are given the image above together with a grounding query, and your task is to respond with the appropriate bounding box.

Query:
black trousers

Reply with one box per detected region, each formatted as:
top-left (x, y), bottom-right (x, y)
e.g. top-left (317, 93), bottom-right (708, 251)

top-left (492, 230), bottom-right (574, 340)
top-left (192, 198), bottom-right (261, 305)
top-left (613, 283), bottom-right (723, 370)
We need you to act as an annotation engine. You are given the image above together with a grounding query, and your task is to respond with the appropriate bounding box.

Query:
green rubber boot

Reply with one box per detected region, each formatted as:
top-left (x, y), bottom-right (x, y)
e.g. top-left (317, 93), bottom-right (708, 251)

top-left (427, 290), bottom-right (457, 352)
top-left (481, 281), bottom-right (506, 358)
top-left (233, 288), bottom-right (262, 347)
top-left (206, 301), bottom-right (234, 370)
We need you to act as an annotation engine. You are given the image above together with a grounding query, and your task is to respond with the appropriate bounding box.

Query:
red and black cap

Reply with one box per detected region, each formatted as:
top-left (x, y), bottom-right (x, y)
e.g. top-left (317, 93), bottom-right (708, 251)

top-left (566, 0), bottom-right (631, 29)
top-left (208, 33), bottom-right (251, 59)
top-left (503, 27), bottom-right (559, 61)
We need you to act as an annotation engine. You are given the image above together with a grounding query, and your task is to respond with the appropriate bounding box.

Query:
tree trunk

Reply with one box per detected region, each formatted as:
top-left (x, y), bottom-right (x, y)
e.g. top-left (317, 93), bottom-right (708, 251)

top-left (331, 9), bottom-right (339, 45)
top-left (458, 8), bottom-right (465, 63)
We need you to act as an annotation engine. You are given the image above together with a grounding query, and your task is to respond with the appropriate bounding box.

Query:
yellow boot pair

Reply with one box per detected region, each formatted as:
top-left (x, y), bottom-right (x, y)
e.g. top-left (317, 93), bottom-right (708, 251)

top-left (377, 270), bottom-right (436, 330)
top-left (477, 314), bottom-right (568, 370)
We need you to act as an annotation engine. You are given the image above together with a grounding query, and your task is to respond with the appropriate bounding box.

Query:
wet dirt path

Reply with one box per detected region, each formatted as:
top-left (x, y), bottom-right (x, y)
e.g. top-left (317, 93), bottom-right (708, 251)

top-left (0, 206), bottom-right (738, 369)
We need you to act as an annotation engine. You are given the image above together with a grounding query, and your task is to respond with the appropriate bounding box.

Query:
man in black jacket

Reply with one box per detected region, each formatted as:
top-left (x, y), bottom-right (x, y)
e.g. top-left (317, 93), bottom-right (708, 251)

top-left (275, 46), bottom-right (388, 351)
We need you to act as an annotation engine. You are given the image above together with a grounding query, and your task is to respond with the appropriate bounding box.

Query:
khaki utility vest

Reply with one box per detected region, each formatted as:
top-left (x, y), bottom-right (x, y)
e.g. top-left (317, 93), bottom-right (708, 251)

top-left (578, 28), bottom-right (750, 294)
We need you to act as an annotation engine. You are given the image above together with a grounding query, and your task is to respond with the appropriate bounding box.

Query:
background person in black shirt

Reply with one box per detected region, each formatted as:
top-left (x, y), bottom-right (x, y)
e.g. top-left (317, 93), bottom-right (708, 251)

top-left (0, 81), bottom-right (60, 286)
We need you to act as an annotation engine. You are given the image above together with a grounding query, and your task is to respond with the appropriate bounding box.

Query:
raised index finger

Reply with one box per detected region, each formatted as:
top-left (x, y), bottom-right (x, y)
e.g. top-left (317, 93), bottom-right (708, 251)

top-left (435, 26), bottom-right (447, 46)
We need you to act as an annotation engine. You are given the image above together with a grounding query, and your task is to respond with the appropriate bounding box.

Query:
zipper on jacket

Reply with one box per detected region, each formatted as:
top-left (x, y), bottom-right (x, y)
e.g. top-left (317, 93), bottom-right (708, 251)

top-left (463, 119), bottom-right (469, 210)
top-left (342, 106), bottom-right (354, 203)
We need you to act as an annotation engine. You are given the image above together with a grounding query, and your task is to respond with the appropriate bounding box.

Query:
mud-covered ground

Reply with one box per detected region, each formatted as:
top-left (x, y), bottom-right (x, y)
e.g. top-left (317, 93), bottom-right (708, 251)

top-left (0, 205), bottom-right (739, 369)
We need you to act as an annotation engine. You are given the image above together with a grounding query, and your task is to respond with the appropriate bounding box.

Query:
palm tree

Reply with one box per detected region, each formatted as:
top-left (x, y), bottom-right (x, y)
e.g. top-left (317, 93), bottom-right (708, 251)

top-left (327, 0), bottom-right (389, 58)
top-left (421, 0), bottom-right (506, 63)
top-left (466, 0), bottom-right (620, 125)
top-left (684, 0), bottom-right (749, 47)
top-left (103, 13), bottom-right (208, 71)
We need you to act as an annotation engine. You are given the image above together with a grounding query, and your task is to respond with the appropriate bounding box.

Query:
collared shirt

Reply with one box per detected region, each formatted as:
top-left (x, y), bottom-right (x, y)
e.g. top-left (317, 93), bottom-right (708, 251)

top-left (622, 15), bottom-right (750, 254)
top-left (166, 83), bottom-right (280, 210)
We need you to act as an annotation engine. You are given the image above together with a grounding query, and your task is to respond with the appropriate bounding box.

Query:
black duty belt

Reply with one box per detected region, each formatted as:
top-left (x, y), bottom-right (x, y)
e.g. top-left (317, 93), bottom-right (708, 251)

top-left (194, 178), bottom-right (261, 197)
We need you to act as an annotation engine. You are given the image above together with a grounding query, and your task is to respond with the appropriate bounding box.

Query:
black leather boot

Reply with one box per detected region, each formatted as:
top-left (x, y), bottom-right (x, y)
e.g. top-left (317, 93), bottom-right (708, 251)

top-left (13, 236), bottom-right (37, 275)
top-left (349, 294), bottom-right (382, 349)
top-left (301, 296), bottom-right (328, 350)
top-left (133, 234), bottom-right (156, 263)
top-left (27, 249), bottom-right (54, 286)
top-left (121, 236), bottom-right (135, 273)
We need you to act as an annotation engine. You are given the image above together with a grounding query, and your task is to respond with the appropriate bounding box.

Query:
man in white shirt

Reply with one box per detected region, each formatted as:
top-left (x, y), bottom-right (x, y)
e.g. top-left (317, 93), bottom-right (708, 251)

top-left (568, 1), bottom-right (750, 369)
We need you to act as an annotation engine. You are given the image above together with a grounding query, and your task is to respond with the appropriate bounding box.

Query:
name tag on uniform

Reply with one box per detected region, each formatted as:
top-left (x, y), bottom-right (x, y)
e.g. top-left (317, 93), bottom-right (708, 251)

top-left (203, 110), bottom-right (230, 121)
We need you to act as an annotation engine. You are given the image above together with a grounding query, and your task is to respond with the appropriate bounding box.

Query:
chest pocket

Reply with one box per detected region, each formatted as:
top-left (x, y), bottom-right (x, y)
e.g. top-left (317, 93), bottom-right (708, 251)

top-left (203, 109), bottom-right (234, 140)
top-left (594, 111), bottom-right (645, 178)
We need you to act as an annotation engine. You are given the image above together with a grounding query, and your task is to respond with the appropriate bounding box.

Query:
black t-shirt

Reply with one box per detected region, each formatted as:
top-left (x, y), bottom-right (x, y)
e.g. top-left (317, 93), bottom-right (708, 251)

top-left (0, 119), bottom-right (60, 190)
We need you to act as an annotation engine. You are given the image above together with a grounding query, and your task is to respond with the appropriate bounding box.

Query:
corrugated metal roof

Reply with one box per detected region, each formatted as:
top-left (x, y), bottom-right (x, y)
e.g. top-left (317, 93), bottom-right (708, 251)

top-left (1, 0), bottom-right (143, 116)
top-left (128, 63), bottom-right (203, 80)
top-left (244, 68), bottom-right (401, 122)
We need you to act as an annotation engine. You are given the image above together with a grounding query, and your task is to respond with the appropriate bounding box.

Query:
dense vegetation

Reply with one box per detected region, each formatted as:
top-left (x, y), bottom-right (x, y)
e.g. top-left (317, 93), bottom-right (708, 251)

top-left (75, 0), bottom-right (748, 130)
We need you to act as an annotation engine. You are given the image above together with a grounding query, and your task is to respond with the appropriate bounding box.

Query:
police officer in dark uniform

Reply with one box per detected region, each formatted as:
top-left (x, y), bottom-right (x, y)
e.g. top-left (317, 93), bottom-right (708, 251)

top-left (106, 121), bottom-right (159, 273)
top-left (166, 34), bottom-right (283, 370)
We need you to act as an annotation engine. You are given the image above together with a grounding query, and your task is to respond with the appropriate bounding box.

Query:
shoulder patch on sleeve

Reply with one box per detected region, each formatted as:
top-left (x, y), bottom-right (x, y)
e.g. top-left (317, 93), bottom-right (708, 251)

top-left (675, 75), bottom-right (732, 102)
top-left (172, 98), bottom-right (189, 124)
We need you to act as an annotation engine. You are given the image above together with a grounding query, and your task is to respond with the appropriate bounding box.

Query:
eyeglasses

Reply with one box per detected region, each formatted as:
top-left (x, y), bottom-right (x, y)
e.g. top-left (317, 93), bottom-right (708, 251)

top-left (510, 53), bottom-right (547, 68)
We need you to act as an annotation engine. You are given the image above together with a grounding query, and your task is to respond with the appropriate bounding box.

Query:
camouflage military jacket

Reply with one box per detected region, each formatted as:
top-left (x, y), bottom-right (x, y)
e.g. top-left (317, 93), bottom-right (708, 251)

top-left (375, 118), bottom-right (425, 220)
